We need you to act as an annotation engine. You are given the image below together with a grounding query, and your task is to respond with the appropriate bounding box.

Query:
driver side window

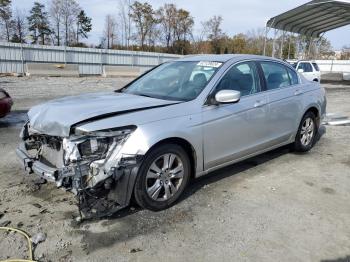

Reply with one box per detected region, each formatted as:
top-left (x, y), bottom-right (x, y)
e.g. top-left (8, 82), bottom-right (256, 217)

top-left (216, 62), bottom-right (261, 97)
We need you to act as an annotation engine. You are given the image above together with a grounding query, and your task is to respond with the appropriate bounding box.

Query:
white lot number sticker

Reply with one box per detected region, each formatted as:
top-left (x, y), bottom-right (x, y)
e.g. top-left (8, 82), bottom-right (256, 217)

top-left (197, 61), bottom-right (222, 68)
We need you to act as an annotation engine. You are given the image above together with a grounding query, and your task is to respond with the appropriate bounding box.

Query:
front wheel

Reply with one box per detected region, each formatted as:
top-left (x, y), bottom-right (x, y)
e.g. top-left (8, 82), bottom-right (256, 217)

top-left (293, 111), bottom-right (318, 152)
top-left (134, 144), bottom-right (191, 211)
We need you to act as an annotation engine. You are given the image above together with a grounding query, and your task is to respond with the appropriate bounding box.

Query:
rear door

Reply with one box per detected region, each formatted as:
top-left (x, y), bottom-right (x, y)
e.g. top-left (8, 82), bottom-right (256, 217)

top-left (312, 62), bottom-right (321, 81)
top-left (259, 61), bottom-right (303, 145)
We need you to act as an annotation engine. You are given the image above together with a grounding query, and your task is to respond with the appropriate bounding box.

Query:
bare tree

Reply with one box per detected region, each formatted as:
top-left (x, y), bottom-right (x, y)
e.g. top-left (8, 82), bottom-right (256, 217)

top-left (12, 8), bottom-right (26, 43)
top-left (129, 1), bottom-right (157, 50)
top-left (202, 16), bottom-right (225, 53)
top-left (203, 16), bottom-right (224, 40)
top-left (0, 0), bottom-right (13, 41)
top-left (174, 9), bottom-right (193, 42)
top-left (59, 0), bottom-right (80, 46)
top-left (117, 0), bottom-right (133, 48)
top-left (147, 22), bottom-right (160, 50)
top-left (50, 0), bottom-right (62, 46)
top-left (158, 3), bottom-right (177, 51)
top-left (104, 14), bottom-right (117, 49)
top-left (246, 28), bottom-right (266, 54)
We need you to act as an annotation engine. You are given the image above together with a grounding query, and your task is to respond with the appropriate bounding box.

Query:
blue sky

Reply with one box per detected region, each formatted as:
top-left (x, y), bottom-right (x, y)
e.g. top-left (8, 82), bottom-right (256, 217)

top-left (12, 0), bottom-right (350, 50)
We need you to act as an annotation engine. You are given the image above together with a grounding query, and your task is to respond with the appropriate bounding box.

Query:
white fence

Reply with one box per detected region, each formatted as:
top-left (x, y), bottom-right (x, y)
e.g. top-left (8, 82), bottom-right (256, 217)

top-left (0, 42), bottom-right (181, 75)
top-left (315, 60), bottom-right (350, 73)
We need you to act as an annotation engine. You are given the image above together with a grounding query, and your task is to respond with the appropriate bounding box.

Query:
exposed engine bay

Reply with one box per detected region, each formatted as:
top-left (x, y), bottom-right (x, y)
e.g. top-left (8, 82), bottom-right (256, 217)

top-left (17, 122), bottom-right (143, 220)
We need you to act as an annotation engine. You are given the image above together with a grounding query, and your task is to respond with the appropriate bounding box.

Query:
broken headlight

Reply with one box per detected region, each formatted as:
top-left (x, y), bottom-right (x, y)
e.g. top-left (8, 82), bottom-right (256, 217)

top-left (77, 127), bottom-right (136, 158)
top-left (64, 126), bottom-right (136, 162)
top-left (78, 137), bottom-right (111, 157)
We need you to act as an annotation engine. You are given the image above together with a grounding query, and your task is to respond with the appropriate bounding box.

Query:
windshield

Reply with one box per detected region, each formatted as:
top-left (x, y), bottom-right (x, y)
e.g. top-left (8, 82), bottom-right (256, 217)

top-left (122, 61), bottom-right (222, 101)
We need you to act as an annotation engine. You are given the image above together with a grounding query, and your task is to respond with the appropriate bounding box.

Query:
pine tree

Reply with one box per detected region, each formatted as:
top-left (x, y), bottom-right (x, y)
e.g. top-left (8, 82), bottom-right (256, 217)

top-left (76, 10), bottom-right (91, 43)
top-left (27, 2), bottom-right (51, 45)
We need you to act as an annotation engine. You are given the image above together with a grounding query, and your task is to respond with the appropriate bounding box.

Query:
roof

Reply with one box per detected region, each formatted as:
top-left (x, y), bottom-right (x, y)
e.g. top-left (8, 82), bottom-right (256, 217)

top-left (267, 0), bottom-right (350, 37)
top-left (178, 54), bottom-right (277, 63)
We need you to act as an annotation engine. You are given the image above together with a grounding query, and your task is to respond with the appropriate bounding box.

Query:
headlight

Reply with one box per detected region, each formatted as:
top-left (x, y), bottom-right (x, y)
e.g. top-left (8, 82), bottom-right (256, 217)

top-left (78, 137), bottom-right (112, 157)
top-left (69, 126), bottom-right (136, 160)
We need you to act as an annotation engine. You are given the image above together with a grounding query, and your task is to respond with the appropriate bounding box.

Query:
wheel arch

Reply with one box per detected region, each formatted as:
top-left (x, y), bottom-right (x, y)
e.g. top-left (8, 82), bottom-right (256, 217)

top-left (303, 106), bottom-right (320, 127)
top-left (145, 137), bottom-right (197, 179)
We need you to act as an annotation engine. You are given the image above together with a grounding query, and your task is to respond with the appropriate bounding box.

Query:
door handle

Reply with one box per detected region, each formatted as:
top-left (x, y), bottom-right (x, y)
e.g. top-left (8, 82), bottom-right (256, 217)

top-left (294, 89), bottom-right (303, 96)
top-left (254, 100), bottom-right (266, 108)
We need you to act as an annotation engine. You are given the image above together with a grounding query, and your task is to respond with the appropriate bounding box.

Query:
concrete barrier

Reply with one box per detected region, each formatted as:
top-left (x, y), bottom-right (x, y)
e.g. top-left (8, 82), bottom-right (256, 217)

top-left (321, 72), bottom-right (344, 81)
top-left (103, 66), bottom-right (142, 77)
top-left (343, 72), bottom-right (350, 81)
top-left (26, 63), bottom-right (79, 77)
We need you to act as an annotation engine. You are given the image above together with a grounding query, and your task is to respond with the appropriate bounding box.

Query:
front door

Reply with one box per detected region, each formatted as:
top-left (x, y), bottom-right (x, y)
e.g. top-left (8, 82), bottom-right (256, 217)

top-left (298, 62), bottom-right (314, 81)
top-left (202, 61), bottom-right (269, 170)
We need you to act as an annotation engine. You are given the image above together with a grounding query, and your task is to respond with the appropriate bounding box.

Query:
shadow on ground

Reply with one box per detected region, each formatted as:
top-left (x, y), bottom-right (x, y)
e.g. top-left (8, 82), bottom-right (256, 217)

top-left (0, 110), bottom-right (28, 128)
top-left (321, 255), bottom-right (350, 262)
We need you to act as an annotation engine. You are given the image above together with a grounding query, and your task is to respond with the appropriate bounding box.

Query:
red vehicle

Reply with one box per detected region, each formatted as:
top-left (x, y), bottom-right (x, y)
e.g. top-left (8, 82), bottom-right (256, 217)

top-left (0, 88), bottom-right (13, 118)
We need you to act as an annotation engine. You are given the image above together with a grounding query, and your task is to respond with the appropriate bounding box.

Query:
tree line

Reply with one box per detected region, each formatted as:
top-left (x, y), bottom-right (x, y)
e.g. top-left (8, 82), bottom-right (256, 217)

top-left (1, 0), bottom-right (347, 59)
top-left (0, 0), bottom-right (92, 46)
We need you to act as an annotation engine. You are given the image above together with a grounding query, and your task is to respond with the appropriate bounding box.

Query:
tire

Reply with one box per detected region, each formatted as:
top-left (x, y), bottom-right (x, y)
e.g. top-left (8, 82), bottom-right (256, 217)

top-left (293, 111), bottom-right (318, 152)
top-left (134, 143), bottom-right (191, 211)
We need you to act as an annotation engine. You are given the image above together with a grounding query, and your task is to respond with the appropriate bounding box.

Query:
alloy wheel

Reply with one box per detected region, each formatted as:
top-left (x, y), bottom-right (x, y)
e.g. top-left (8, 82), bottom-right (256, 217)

top-left (300, 117), bottom-right (315, 146)
top-left (146, 153), bottom-right (184, 202)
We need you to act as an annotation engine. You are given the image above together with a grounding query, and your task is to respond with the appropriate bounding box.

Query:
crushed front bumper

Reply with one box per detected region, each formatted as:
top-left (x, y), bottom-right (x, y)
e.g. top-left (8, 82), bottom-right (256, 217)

top-left (16, 143), bottom-right (58, 182)
top-left (16, 142), bottom-right (143, 220)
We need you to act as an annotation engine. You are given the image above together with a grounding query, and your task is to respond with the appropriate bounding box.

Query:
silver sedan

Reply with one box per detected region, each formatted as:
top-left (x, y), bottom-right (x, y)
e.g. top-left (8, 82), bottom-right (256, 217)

top-left (17, 55), bottom-right (327, 219)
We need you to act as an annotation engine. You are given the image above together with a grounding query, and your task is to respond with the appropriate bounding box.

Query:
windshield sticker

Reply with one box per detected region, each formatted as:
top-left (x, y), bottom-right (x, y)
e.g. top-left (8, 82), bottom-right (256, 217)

top-left (197, 61), bottom-right (222, 68)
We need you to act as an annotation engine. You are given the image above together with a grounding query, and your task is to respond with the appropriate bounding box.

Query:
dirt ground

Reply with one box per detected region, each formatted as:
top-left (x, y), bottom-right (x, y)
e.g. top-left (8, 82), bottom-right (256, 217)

top-left (0, 77), bottom-right (349, 262)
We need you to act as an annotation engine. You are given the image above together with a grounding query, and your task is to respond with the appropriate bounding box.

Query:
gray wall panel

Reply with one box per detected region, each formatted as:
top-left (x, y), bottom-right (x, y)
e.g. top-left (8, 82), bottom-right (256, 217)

top-left (0, 42), bottom-right (181, 75)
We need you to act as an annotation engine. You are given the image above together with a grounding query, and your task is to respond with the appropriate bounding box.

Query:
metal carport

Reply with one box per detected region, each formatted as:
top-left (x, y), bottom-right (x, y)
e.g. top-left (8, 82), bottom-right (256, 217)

top-left (263, 0), bottom-right (350, 58)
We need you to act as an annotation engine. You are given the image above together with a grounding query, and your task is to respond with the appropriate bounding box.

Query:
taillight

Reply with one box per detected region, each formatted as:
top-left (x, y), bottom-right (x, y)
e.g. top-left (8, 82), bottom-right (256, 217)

top-left (0, 91), bottom-right (8, 99)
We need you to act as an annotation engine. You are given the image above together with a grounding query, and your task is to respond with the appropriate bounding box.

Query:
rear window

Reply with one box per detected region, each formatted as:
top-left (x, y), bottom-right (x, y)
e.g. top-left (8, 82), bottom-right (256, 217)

top-left (312, 63), bottom-right (320, 71)
top-left (260, 62), bottom-right (291, 90)
top-left (287, 68), bottom-right (299, 85)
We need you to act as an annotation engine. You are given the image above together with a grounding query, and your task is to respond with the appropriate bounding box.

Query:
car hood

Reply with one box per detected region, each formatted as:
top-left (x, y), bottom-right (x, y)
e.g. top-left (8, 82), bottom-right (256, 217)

top-left (28, 92), bottom-right (179, 137)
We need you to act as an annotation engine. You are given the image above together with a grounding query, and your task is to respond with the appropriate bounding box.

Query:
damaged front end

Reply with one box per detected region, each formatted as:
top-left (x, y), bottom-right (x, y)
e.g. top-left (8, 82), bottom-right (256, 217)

top-left (16, 122), bottom-right (142, 220)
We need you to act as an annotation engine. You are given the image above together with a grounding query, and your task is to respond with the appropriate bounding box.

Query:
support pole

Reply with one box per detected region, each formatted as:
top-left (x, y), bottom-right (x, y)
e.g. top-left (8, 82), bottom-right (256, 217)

top-left (306, 36), bottom-right (311, 59)
top-left (287, 33), bottom-right (292, 60)
top-left (314, 33), bottom-right (325, 60)
top-left (100, 49), bottom-right (104, 76)
top-left (263, 26), bottom-right (268, 56)
top-left (64, 45), bottom-right (67, 65)
top-left (280, 31), bottom-right (285, 59)
top-left (20, 43), bottom-right (25, 75)
top-left (272, 29), bottom-right (278, 58)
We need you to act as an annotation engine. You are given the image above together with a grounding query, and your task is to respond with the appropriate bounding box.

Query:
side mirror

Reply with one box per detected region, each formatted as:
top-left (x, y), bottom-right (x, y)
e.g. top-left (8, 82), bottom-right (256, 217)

top-left (214, 90), bottom-right (241, 104)
top-left (298, 68), bottom-right (304, 73)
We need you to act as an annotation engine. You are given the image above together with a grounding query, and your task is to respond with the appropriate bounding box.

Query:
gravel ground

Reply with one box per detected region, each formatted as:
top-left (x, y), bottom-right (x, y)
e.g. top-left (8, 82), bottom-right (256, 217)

top-left (0, 77), bottom-right (349, 262)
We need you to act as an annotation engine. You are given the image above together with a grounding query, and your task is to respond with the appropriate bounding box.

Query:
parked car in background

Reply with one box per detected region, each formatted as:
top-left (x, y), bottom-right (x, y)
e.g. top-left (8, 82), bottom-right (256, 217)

top-left (292, 61), bottom-right (321, 82)
top-left (17, 55), bottom-right (326, 219)
top-left (0, 89), bottom-right (13, 118)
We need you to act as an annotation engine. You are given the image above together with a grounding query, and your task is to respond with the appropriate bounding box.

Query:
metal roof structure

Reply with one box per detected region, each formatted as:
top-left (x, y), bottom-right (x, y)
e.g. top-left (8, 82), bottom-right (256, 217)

top-left (267, 0), bottom-right (350, 37)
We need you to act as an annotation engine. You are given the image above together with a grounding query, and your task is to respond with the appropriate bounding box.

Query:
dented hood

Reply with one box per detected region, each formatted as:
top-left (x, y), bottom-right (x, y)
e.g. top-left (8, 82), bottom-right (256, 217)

top-left (28, 92), bottom-right (178, 137)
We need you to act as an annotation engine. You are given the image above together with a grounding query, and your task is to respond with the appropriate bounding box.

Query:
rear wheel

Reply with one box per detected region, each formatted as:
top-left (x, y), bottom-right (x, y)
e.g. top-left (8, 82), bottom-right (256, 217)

top-left (293, 111), bottom-right (318, 152)
top-left (134, 144), bottom-right (191, 211)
